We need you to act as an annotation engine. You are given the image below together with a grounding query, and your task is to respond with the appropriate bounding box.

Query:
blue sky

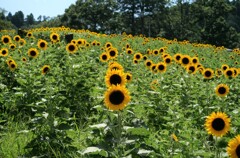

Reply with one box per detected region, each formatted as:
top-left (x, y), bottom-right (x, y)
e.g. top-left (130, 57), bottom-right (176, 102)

top-left (0, 0), bottom-right (77, 18)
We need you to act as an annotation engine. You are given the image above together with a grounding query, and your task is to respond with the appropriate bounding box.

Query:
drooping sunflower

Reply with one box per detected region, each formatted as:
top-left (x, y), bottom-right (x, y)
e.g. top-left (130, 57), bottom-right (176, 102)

top-left (215, 84), bottom-right (229, 97)
top-left (108, 47), bottom-right (118, 59)
top-left (227, 135), bottom-right (240, 158)
top-left (104, 84), bottom-right (130, 111)
top-left (125, 72), bottom-right (132, 83)
top-left (180, 55), bottom-right (191, 67)
top-left (99, 52), bottom-right (109, 62)
top-left (37, 39), bottom-right (48, 50)
top-left (156, 62), bottom-right (167, 73)
top-left (151, 64), bottom-right (158, 73)
top-left (66, 43), bottom-right (78, 54)
top-left (28, 48), bottom-right (39, 58)
top-left (1, 35), bottom-right (11, 44)
top-left (13, 35), bottom-right (21, 42)
top-left (50, 32), bottom-right (60, 43)
top-left (205, 112), bottom-right (230, 137)
top-left (0, 48), bottom-right (9, 57)
top-left (105, 69), bottom-right (126, 87)
top-left (203, 68), bottom-right (214, 79)
top-left (41, 65), bottom-right (50, 75)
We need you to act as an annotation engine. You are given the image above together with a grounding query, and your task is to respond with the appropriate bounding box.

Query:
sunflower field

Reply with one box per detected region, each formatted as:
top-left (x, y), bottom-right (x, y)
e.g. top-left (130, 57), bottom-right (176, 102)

top-left (0, 27), bottom-right (239, 158)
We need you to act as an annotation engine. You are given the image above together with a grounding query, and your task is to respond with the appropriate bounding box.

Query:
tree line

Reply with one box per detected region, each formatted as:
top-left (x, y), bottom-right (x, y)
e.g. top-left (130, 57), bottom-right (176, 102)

top-left (1, 0), bottom-right (240, 48)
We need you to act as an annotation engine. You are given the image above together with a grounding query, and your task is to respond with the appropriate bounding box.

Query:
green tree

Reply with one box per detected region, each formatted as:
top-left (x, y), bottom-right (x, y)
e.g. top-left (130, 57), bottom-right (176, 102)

top-left (11, 11), bottom-right (24, 28)
top-left (26, 13), bottom-right (35, 25)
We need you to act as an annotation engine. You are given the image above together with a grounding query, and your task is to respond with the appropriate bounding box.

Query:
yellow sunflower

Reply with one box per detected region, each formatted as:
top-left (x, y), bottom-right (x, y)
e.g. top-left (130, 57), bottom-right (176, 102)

top-left (28, 48), bottom-right (39, 58)
top-left (1, 35), bottom-right (11, 44)
top-left (215, 84), bottom-right (229, 97)
top-left (37, 39), bottom-right (48, 50)
top-left (99, 52), bottom-right (109, 62)
top-left (50, 32), bottom-right (60, 43)
top-left (126, 48), bottom-right (133, 55)
top-left (203, 68), bottom-right (214, 79)
top-left (205, 112), bottom-right (230, 137)
top-left (8, 61), bottom-right (17, 71)
top-left (105, 42), bottom-right (112, 48)
top-left (66, 43), bottom-right (78, 54)
top-left (105, 69), bottom-right (126, 87)
top-left (173, 53), bottom-right (182, 63)
top-left (191, 56), bottom-right (199, 64)
top-left (107, 47), bottom-right (118, 59)
top-left (164, 55), bottom-right (172, 64)
top-left (180, 55), bottom-right (191, 67)
top-left (156, 62), bottom-right (167, 73)
top-left (222, 64), bottom-right (229, 71)
top-left (13, 35), bottom-right (21, 42)
top-left (41, 65), bottom-right (50, 75)
top-left (224, 68), bottom-right (234, 78)
top-left (125, 72), bottom-right (132, 83)
top-left (104, 84), bottom-right (130, 111)
top-left (133, 52), bottom-right (142, 60)
top-left (227, 135), bottom-right (240, 158)
top-left (186, 64), bottom-right (197, 74)
top-left (0, 48), bottom-right (9, 57)
top-left (108, 62), bottom-right (124, 71)
top-left (145, 59), bottom-right (153, 68)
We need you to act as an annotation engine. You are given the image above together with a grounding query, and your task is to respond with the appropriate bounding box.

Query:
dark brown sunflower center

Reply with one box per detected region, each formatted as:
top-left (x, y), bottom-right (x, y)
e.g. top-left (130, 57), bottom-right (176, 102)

top-left (189, 66), bottom-right (195, 72)
top-left (136, 55), bottom-right (140, 59)
top-left (106, 44), bottom-right (111, 47)
top-left (102, 55), bottom-right (107, 60)
top-left (205, 71), bottom-right (212, 77)
top-left (193, 59), bottom-right (197, 63)
top-left (154, 51), bottom-right (158, 55)
top-left (223, 66), bottom-right (227, 70)
top-left (158, 65), bottom-right (165, 70)
top-left (11, 64), bottom-right (16, 68)
top-left (152, 65), bottom-right (156, 70)
top-left (212, 118), bottom-right (225, 131)
top-left (11, 45), bottom-right (15, 49)
top-left (52, 35), bottom-right (58, 40)
top-left (43, 67), bottom-right (49, 73)
top-left (165, 58), bottom-right (171, 63)
top-left (146, 62), bottom-right (151, 66)
top-left (40, 42), bottom-right (46, 48)
top-left (109, 50), bottom-right (116, 57)
top-left (226, 70), bottom-right (233, 76)
top-left (69, 45), bottom-right (75, 51)
top-left (15, 37), bottom-right (20, 41)
top-left (182, 58), bottom-right (189, 64)
top-left (126, 75), bottom-right (131, 80)
top-left (143, 56), bottom-right (147, 60)
top-left (30, 51), bottom-right (36, 56)
top-left (127, 50), bottom-right (132, 54)
top-left (109, 90), bottom-right (124, 105)
top-left (3, 37), bottom-right (9, 43)
top-left (176, 55), bottom-right (181, 60)
top-left (110, 74), bottom-right (122, 85)
top-left (218, 87), bottom-right (226, 94)
top-left (160, 49), bottom-right (164, 53)
top-left (236, 145), bottom-right (240, 157)
top-left (2, 50), bottom-right (7, 55)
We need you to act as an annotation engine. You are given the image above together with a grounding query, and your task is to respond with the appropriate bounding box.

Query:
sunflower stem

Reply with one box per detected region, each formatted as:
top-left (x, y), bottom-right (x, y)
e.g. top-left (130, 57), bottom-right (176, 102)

top-left (214, 137), bottom-right (220, 158)
top-left (116, 110), bottom-right (123, 157)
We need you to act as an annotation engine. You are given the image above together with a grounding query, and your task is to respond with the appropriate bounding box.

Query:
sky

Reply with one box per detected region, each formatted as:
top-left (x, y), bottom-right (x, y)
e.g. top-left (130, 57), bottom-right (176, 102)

top-left (0, 0), bottom-right (77, 18)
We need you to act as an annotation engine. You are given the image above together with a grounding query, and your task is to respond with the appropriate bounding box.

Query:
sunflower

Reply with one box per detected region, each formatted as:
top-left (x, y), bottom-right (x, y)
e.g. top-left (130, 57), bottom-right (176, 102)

top-left (105, 42), bottom-right (112, 48)
top-left (133, 59), bottom-right (138, 64)
top-left (159, 47), bottom-right (166, 53)
top-left (13, 35), bottom-right (21, 42)
top-left (227, 135), bottom-right (240, 158)
top-left (0, 48), bottom-right (9, 57)
top-left (224, 68), bottom-right (234, 78)
top-left (9, 43), bottom-right (16, 50)
top-left (66, 43), bottom-right (78, 54)
top-left (215, 84), bottom-right (229, 97)
top-left (203, 68), bottom-right (214, 79)
top-left (142, 55), bottom-right (148, 60)
top-left (37, 40), bottom-right (48, 50)
top-left (22, 57), bottom-right (27, 62)
top-left (28, 48), bottom-right (39, 58)
top-left (152, 49), bottom-right (159, 56)
top-left (27, 32), bottom-right (33, 38)
top-left (50, 32), bottom-right (60, 43)
top-left (19, 39), bottom-right (26, 46)
top-left (171, 134), bottom-right (178, 142)
top-left (151, 64), bottom-right (158, 73)
top-left (108, 62), bottom-right (124, 71)
top-left (164, 56), bottom-right (172, 64)
top-left (186, 64), bottom-right (197, 74)
top-left (134, 52), bottom-right (142, 60)
top-left (104, 84), bottom-right (130, 111)
top-left (173, 53), bottom-right (182, 63)
top-left (1, 35), bottom-right (11, 44)
top-left (41, 65), bottom-right (50, 75)
top-left (156, 62), bottom-right (167, 73)
top-left (77, 38), bottom-right (86, 46)
top-left (99, 52), bottom-right (109, 62)
top-left (105, 69), bottom-right (126, 87)
top-left (232, 68), bottom-right (239, 78)
top-left (108, 48), bottom-right (118, 59)
top-left (205, 112), bottom-right (230, 137)
top-left (221, 64), bottom-right (229, 71)
top-left (180, 55), bottom-right (191, 67)
top-left (126, 48), bottom-right (133, 55)
top-left (145, 59), bottom-right (153, 68)
top-left (8, 61), bottom-right (17, 71)
top-left (125, 72), bottom-right (132, 83)
top-left (191, 56), bottom-right (199, 64)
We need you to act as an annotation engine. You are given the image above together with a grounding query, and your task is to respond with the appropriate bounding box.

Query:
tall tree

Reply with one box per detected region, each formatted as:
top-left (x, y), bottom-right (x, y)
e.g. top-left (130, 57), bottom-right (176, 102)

top-left (26, 13), bottom-right (35, 25)
top-left (11, 11), bottom-right (24, 28)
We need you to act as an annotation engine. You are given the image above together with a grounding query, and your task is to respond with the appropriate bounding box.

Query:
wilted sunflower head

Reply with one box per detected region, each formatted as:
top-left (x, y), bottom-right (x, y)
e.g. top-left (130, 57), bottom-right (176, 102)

top-left (205, 112), bottom-right (230, 137)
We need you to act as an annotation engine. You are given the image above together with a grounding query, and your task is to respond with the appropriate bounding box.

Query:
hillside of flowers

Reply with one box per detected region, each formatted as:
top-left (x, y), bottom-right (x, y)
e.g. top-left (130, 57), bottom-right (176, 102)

top-left (0, 27), bottom-right (239, 157)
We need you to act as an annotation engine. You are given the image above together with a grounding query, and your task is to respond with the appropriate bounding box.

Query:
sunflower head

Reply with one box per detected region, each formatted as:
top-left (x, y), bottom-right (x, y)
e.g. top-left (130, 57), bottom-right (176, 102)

top-left (227, 135), bottom-right (240, 158)
top-left (203, 68), bottom-right (214, 79)
top-left (215, 84), bottom-right (229, 97)
top-left (180, 55), bottom-right (191, 67)
top-left (104, 84), bottom-right (130, 111)
top-left (156, 62), bottom-right (167, 73)
top-left (1, 35), bottom-right (11, 44)
top-left (125, 72), bottom-right (132, 83)
top-left (108, 48), bottom-right (118, 59)
top-left (28, 48), bottom-right (39, 58)
top-left (38, 40), bottom-right (48, 50)
top-left (99, 52), bottom-right (109, 62)
top-left (205, 112), bottom-right (230, 137)
top-left (0, 48), bottom-right (9, 57)
top-left (105, 69), bottom-right (126, 87)
top-left (41, 65), bottom-right (50, 75)
top-left (66, 43), bottom-right (78, 54)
